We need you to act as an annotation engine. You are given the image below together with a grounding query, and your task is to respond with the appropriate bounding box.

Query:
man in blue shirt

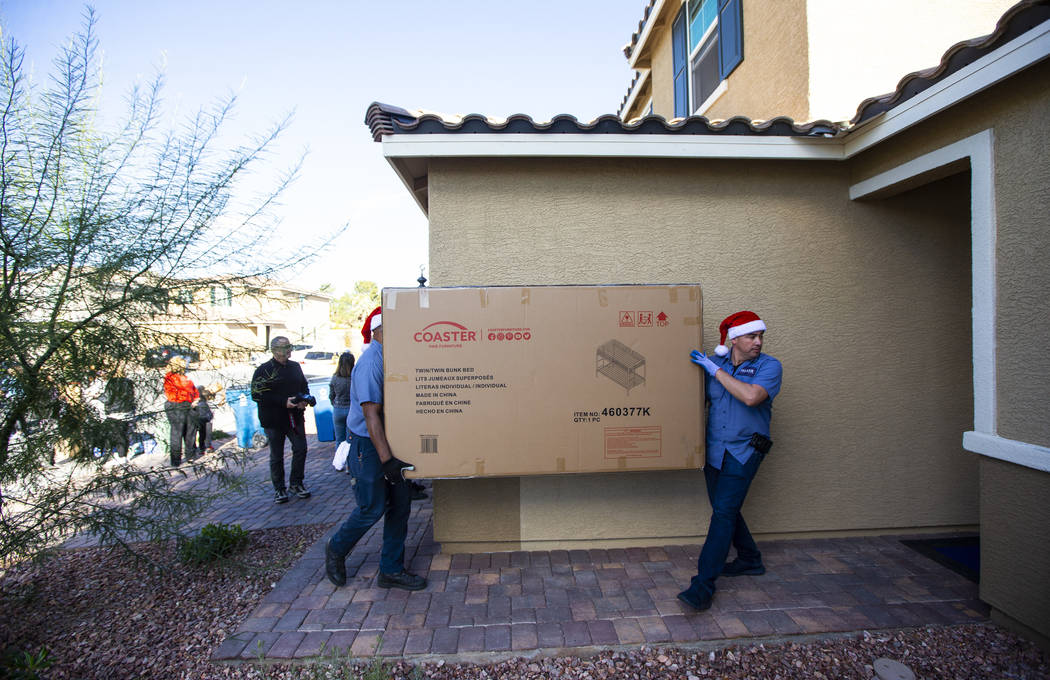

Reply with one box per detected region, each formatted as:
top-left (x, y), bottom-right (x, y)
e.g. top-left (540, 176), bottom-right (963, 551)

top-left (678, 311), bottom-right (783, 612)
top-left (325, 309), bottom-right (426, 591)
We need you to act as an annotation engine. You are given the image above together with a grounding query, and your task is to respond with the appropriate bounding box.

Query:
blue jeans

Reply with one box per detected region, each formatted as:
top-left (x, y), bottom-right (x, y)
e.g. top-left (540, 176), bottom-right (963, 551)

top-left (332, 406), bottom-right (350, 444)
top-left (688, 448), bottom-right (764, 597)
top-left (328, 434), bottom-right (411, 575)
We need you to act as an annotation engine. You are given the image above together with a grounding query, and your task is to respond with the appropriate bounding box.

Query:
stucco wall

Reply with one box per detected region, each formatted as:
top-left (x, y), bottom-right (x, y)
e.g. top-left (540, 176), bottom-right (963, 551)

top-left (643, 0), bottom-right (809, 121)
top-left (649, 13), bottom-right (675, 120)
top-left (426, 154), bottom-right (975, 551)
top-left (851, 59), bottom-right (1050, 448)
top-left (783, 58), bottom-right (1050, 641)
top-left (637, 0), bottom-right (1013, 123)
top-left (980, 457), bottom-right (1050, 641)
top-left (704, 0), bottom-right (809, 121)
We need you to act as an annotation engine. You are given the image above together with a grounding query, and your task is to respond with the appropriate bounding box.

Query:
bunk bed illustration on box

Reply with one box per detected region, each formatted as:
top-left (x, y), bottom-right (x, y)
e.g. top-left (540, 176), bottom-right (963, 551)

top-left (596, 339), bottom-right (646, 394)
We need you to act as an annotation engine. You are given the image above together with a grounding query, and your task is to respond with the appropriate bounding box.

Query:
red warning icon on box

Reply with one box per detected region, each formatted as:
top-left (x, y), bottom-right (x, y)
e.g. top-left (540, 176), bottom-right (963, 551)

top-left (638, 311), bottom-right (653, 327)
top-left (619, 311), bottom-right (635, 327)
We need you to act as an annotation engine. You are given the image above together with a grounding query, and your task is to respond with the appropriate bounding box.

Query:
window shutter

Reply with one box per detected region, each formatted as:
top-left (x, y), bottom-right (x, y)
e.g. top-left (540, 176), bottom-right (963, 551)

top-left (718, 0), bottom-right (743, 80)
top-left (672, 8), bottom-right (688, 118)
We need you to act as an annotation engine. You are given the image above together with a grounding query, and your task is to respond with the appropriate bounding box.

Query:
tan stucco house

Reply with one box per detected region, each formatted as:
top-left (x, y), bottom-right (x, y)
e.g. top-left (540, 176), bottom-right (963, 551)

top-left (146, 277), bottom-right (332, 364)
top-left (365, 0), bottom-right (1050, 646)
top-left (619, 0), bottom-right (1017, 123)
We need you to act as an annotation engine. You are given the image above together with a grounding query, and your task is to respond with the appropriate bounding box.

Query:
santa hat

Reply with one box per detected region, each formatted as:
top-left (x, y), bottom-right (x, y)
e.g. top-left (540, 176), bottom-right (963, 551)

top-left (361, 306), bottom-right (382, 344)
top-left (715, 311), bottom-right (766, 357)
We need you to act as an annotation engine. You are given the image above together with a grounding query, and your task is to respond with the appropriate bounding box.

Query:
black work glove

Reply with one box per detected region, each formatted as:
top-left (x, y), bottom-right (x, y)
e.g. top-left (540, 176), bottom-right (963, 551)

top-left (382, 456), bottom-right (415, 484)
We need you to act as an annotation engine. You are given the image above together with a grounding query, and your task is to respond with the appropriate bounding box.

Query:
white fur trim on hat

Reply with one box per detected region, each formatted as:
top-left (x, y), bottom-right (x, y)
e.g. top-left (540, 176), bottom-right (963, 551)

top-left (714, 344), bottom-right (730, 357)
top-left (370, 313), bottom-right (383, 331)
top-left (727, 319), bottom-right (766, 340)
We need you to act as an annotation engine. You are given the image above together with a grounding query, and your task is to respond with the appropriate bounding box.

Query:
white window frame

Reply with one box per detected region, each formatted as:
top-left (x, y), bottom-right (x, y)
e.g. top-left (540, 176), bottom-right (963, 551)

top-left (688, 8), bottom-right (727, 116)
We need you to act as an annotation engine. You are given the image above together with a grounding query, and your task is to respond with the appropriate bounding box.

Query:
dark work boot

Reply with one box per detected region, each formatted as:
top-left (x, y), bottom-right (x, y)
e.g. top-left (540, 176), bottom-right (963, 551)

top-left (676, 588), bottom-right (713, 611)
top-left (325, 540), bottom-right (346, 587)
top-left (377, 570), bottom-right (426, 591)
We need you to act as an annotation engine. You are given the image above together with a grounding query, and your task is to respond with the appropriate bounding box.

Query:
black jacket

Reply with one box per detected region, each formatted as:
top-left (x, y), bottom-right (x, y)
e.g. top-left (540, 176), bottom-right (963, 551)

top-left (251, 358), bottom-right (309, 431)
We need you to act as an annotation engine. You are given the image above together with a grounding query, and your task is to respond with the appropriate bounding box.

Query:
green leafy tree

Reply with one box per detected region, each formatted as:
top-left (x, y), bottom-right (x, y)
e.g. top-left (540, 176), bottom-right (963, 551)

top-left (0, 11), bottom-right (339, 563)
top-left (330, 280), bottom-right (379, 330)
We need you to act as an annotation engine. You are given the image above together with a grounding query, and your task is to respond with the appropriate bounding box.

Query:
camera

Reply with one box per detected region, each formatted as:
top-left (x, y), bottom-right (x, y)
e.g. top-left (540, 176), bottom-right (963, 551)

top-left (290, 392), bottom-right (316, 407)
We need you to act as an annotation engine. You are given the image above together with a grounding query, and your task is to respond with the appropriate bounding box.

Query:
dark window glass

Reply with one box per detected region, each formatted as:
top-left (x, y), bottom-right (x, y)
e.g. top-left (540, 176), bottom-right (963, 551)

top-left (691, 31), bottom-right (721, 110)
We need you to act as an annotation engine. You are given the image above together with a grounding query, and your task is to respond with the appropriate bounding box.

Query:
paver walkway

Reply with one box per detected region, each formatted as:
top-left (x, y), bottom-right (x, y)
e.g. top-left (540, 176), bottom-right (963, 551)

top-left (171, 435), bottom-right (990, 663)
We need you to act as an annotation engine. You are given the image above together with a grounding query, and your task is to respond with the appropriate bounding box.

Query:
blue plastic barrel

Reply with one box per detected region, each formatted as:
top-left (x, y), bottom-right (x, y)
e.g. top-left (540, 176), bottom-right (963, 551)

top-left (229, 389), bottom-right (261, 449)
top-left (313, 397), bottom-right (334, 442)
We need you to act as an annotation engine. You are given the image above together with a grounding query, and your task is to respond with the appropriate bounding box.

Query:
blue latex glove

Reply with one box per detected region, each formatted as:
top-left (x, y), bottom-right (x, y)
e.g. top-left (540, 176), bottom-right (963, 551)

top-left (689, 350), bottom-right (721, 377)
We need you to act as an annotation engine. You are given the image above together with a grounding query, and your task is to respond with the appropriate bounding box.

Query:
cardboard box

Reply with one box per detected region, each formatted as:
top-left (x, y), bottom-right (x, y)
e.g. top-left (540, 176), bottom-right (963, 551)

top-left (382, 284), bottom-right (703, 478)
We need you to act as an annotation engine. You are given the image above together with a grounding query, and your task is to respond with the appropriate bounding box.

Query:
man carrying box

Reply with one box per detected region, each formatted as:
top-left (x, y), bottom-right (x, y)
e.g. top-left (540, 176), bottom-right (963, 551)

top-left (677, 311), bottom-right (783, 612)
top-left (325, 308), bottom-right (426, 591)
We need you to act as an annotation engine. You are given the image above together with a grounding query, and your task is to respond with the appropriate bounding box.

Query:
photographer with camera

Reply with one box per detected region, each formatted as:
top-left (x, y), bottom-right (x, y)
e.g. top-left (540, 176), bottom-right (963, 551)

top-left (251, 336), bottom-right (313, 504)
top-left (325, 308), bottom-right (426, 592)
top-left (677, 311), bottom-right (783, 612)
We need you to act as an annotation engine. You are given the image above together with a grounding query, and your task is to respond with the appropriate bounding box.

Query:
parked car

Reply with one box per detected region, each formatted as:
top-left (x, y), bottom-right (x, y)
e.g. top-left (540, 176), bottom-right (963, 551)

top-left (144, 345), bottom-right (200, 369)
top-left (300, 350), bottom-right (337, 368)
top-left (288, 344), bottom-right (314, 364)
top-left (294, 350), bottom-right (337, 377)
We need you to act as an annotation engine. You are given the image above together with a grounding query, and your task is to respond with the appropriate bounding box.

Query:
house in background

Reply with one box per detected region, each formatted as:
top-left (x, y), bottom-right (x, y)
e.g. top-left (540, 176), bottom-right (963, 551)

top-left (620, 0), bottom-right (1016, 123)
top-left (366, 0), bottom-right (1050, 647)
top-left (146, 278), bottom-right (333, 364)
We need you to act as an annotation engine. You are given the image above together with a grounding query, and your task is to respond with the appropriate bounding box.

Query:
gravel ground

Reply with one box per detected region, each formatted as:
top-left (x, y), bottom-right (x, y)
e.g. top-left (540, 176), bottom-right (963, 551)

top-left (0, 523), bottom-right (326, 679)
top-left (1, 527), bottom-right (1047, 680)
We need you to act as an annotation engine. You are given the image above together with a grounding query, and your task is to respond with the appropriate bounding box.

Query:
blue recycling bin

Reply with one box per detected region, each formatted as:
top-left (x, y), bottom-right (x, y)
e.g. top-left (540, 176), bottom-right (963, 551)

top-left (313, 397), bottom-right (334, 442)
top-left (229, 389), bottom-right (264, 449)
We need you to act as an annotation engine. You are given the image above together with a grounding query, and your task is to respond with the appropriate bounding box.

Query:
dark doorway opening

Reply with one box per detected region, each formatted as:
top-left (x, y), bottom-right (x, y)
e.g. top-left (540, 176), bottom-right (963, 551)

top-left (901, 534), bottom-right (980, 583)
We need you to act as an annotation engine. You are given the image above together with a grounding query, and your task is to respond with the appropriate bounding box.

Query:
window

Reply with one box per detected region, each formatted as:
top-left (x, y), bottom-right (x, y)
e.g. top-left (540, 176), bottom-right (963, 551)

top-left (681, 0), bottom-right (744, 114)
top-left (210, 285), bottom-right (232, 307)
top-left (691, 28), bottom-right (721, 111)
top-left (688, 0), bottom-right (718, 52)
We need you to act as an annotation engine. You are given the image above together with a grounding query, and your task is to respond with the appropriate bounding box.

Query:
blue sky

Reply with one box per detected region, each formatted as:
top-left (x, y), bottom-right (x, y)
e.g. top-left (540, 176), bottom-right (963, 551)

top-left (1, 0), bottom-right (644, 292)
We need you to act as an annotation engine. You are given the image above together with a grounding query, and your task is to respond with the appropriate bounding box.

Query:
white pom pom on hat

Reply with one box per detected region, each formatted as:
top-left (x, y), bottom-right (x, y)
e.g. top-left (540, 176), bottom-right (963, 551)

top-left (361, 306), bottom-right (382, 345)
top-left (714, 311), bottom-right (766, 356)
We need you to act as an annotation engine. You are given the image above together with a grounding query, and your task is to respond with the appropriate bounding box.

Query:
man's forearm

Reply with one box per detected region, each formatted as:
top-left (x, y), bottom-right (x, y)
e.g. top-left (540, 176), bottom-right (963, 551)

top-left (364, 411), bottom-right (394, 463)
top-left (714, 370), bottom-right (768, 407)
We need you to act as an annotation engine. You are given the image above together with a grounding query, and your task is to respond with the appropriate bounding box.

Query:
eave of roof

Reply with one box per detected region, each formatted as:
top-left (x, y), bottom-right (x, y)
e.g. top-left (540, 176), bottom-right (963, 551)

top-left (364, 0), bottom-right (1050, 217)
top-left (365, 104), bottom-right (841, 142)
top-left (369, 0), bottom-right (1049, 144)
top-left (618, 69), bottom-right (653, 118)
top-left (624, 0), bottom-right (659, 62)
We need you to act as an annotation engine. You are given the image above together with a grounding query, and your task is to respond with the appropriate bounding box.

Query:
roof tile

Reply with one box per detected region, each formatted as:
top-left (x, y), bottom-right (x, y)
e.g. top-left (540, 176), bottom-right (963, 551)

top-left (366, 2), bottom-right (1049, 142)
top-left (364, 102), bottom-right (840, 140)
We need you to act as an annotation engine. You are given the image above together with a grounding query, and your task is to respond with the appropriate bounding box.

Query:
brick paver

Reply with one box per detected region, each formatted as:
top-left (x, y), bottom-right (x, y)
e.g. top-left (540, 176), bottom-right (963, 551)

top-left (108, 435), bottom-right (989, 662)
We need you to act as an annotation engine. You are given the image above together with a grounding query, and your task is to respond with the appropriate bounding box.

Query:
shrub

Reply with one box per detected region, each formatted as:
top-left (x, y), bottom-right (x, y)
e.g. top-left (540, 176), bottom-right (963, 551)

top-left (177, 523), bottom-right (248, 565)
top-left (0, 646), bottom-right (53, 680)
